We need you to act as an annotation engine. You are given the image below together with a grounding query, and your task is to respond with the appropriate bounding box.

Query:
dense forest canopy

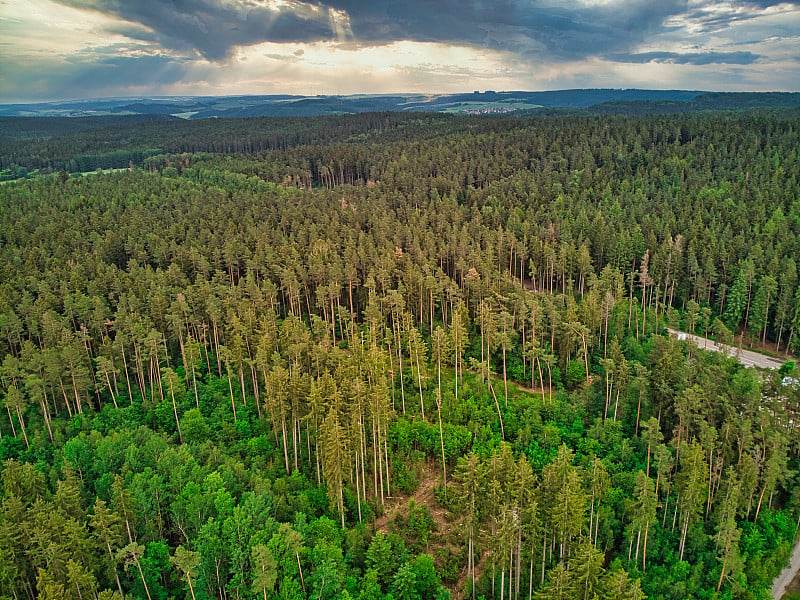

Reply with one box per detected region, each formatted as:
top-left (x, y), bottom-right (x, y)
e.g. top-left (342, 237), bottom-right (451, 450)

top-left (0, 109), bottom-right (799, 600)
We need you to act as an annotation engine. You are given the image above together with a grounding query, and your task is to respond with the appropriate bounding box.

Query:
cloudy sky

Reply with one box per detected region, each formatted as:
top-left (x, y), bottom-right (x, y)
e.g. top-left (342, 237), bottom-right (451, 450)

top-left (1, 0), bottom-right (798, 101)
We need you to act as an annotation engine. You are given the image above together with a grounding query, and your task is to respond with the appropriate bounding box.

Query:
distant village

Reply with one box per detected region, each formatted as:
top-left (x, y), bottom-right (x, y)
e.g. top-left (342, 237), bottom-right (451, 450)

top-left (460, 105), bottom-right (517, 115)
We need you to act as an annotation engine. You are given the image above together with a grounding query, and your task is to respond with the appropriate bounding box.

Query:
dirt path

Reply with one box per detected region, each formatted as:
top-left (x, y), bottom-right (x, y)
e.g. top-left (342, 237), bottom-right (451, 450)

top-left (373, 379), bottom-right (551, 598)
top-left (373, 462), bottom-right (442, 532)
top-left (372, 463), bottom-right (483, 598)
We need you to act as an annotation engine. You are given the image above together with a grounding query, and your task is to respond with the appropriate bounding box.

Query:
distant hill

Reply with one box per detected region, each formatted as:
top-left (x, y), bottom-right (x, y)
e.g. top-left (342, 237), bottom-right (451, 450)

top-left (1, 91), bottom-right (798, 178)
top-left (587, 92), bottom-right (800, 115)
top-left (5, 89), bottom-right (797, 119)
top-left (0, 114), bottom-right (176, 142)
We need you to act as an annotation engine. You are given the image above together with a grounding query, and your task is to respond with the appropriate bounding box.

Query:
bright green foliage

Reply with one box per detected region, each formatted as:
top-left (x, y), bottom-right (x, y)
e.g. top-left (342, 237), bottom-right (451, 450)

top-left (408, 554), bottom-right (441, 599)
top-left (724, 258), bottom-right (755, 330)
top-left (403, 500), bottom-right (435, 550)
top-left (358, 569), bottom-right (383, 600)
top-left (391, 562), bottom-right (419, 600)
top-left (366, 532), bottom-right (398, 590)
top-left (278, 575), bottom-right (304, 600)
top-left (180, 408), bottom-right (211, 444)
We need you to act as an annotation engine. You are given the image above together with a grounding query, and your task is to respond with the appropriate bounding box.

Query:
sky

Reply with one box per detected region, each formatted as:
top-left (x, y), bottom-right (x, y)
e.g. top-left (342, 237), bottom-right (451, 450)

top-left (0, 0), bottom-right (798, 102)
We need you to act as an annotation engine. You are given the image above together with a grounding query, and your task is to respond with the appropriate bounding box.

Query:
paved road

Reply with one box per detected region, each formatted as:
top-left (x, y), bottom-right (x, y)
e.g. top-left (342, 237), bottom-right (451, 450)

top-left (666, 328), bottom-right (787, 370)
top-left (772, 539), bottom-right (800, 599)
top-left (669, 328), bottom-right (797, 598)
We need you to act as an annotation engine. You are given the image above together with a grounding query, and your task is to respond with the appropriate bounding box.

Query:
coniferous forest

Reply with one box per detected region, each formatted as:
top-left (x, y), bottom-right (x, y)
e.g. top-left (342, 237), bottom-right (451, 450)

top-left (1, 109), bottom-right (799, 600)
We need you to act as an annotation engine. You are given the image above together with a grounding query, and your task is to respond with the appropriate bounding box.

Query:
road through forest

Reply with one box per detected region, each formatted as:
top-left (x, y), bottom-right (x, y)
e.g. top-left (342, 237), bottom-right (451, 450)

top-left (666, 328), bottom-right (787, 370)
top-left (667, 328), bottom-right (798, 598)
top-left (773, 539), bottom-right (800, 600)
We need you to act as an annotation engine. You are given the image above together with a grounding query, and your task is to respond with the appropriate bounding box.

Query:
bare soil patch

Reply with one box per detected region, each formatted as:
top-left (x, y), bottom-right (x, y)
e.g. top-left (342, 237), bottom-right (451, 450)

top-left (372, 462), bottom-right (487, 598)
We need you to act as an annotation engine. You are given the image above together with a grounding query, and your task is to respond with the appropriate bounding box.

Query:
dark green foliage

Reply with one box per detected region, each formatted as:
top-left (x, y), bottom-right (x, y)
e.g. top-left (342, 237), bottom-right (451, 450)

top-left (564, 359), bottom-right (586, 390)
top-left (0, 109), bottom-right (798, 600)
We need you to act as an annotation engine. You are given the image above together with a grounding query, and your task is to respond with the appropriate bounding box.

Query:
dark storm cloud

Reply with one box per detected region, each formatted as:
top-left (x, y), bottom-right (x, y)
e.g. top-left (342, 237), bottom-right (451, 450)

top-left (71, 53), bottom-right (190, 86)
top-left (4, 0), bottom-right (798, 101)
top-left (56, 0), bottom-right (336, 60)
top-left (320, 0), bottom-right (691, 60)
top-left (610, 50), bottom-right (761, 65)
top-left (3, 52), bottom-right (190, 100)
top-left (46, 0), bottom-right (800, 68)
top-left (50, 0), bottom-right (712, 62)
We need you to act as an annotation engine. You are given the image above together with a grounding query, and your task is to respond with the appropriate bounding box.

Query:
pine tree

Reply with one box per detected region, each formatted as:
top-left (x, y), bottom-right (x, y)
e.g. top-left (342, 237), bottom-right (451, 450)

top-left (676, 442), bottom-right (708, 561)
top-left (715, 468), bottom-right (743, 593)
top-left (251, 544), bottom-right (278, 600)
top-left (431, 325), bottom-right (449, 494)
top-left (171, 545), bottom-right (200, 600)
top-left (543, 445), bottom-right (586, 561)
top-left (571, 542), bottom-right (604, 600)
top-left (449, 301), bottom-right (469, 401)
top-left (453, 453), bottom-right (486, 599)
top-left (405, 321), bottom-right (428, 419)
top-left (320, 404), bottom-right (348, 528)
top-left (117, 542), bottom-right (152, 600)
top-left (90, 499), bottom-right (126, 598)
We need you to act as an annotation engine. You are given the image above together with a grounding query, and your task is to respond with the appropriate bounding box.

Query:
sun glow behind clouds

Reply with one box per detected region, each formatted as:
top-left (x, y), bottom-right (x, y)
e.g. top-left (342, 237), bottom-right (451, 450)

top-left (0, 0), bottom-right (140, 58)
top-left (211, 41), bottom-right (521, 95)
